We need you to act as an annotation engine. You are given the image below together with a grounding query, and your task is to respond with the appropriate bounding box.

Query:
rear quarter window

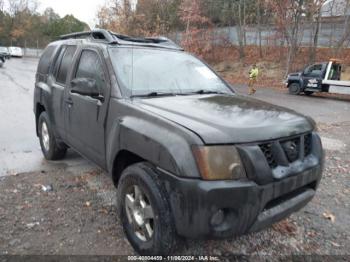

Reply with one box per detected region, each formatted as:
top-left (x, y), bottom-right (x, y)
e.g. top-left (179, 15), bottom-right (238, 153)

top-left (37, 46), bottom-right (56, 75)
top-left (54, 45), bottom-right (77, 85)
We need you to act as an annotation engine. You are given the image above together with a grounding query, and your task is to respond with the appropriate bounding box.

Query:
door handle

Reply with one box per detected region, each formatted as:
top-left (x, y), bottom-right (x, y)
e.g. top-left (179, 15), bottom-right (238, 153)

top-left (65, 98), bottom-right (73, 106)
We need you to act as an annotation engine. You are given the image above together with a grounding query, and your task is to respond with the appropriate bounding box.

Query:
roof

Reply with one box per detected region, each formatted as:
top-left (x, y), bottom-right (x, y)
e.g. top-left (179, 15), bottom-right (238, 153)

top-left (59, 29), bottom-right (183, 51)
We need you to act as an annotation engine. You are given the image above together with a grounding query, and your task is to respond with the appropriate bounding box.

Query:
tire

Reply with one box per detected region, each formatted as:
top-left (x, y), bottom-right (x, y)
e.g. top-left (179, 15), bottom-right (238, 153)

top-left (117, 162), bottom-right (178, 255)
top-left (38, 111), bottom-right (67, 160)
top-left (304, 91), bottom-right (314, 96)
top-left (288, 83), bottom-right (301, 95)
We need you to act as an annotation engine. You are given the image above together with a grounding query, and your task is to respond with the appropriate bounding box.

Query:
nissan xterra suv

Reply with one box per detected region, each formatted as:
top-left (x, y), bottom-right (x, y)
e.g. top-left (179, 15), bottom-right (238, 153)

top-left (34, 29), bottom-right (323, 255)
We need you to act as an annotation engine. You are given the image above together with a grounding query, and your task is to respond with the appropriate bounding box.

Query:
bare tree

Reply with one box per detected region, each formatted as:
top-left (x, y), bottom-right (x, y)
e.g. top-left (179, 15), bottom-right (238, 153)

top-left (234, 0), bottom-right (246, 60)
top-left (268, 0), bottom-right (305, 76)
top-left (0, 0), bottom-right (5, 12)
top-left (307, 0), bottom-right (326, 64)
top-left (257, 0), bottom-right (263, 58)
top-left (334, 0), bottom-right (350, 54)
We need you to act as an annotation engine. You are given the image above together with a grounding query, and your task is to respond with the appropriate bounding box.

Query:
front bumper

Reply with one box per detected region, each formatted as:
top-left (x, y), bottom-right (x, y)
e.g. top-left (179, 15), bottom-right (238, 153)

top-left (157, 162), bottom-right (322, 239)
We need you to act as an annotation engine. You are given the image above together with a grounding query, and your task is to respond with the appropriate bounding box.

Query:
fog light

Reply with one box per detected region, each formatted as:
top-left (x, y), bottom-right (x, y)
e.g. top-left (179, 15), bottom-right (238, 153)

top-left (210, 209), bottom-right (225, 227)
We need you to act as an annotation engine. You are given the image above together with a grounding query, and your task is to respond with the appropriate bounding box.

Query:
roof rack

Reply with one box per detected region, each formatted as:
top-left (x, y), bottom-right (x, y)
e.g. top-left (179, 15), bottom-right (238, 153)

top-left (59, 29), bottom-right (182, 50)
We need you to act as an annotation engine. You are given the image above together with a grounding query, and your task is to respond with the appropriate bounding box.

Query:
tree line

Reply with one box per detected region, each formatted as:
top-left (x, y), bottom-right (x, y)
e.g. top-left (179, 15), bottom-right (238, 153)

top-left (96, 0), bottom-right (350, 75)
top-left (0, 0), bottom-right (89, 48)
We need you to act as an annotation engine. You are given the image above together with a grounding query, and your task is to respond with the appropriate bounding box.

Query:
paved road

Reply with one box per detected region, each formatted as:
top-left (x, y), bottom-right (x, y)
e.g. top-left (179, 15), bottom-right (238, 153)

top-left (233, 85), bottom-right (350, 125)
top-left (0, 58), bottom-right (96, 177)
top-left (0, 58), bottom-right (349, 177)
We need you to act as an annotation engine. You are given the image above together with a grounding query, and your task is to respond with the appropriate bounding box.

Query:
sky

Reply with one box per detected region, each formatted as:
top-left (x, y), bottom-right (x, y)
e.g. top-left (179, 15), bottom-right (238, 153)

top-left (38, 0), bottom-right (107, 28)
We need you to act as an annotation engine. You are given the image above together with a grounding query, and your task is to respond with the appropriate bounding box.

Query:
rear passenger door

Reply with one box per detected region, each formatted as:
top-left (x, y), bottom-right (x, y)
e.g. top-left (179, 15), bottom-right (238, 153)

top-left (48, 45), bottom-right (77, 138)
top-left (64, 48), bottom-right (109, 167)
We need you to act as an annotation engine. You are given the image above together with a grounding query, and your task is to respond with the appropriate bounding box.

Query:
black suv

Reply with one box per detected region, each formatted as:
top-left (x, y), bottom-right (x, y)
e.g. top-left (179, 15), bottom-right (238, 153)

top-left (34, 29), bottom-right (323, 255)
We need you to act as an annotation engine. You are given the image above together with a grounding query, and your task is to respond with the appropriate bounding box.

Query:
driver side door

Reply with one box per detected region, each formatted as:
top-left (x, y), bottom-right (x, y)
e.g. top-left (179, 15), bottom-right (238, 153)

top-left (302, 63), bottom-right (324, 90)
top-left (64, 48), bottom-right (109, 168)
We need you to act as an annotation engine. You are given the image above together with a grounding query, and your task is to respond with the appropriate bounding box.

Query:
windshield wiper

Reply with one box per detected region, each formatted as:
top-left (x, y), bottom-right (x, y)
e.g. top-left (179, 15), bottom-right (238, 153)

top-left (130, 91), bottom-right (177, 98)
top-left (184, 90), bottom-right (229, 95)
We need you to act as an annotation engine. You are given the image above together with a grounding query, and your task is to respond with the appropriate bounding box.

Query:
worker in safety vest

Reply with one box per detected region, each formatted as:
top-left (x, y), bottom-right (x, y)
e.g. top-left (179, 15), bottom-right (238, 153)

top-left (248, 64), bottom-right (259, 95)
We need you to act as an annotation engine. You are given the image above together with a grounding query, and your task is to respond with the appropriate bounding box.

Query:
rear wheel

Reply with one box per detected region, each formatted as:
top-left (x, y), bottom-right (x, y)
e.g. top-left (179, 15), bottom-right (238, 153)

top-left (288, 83), bottom-right (301, 95)
top-left (38, 112), bottom-right (67, 160)
top-left (117, 163), bottom-right (178, 255)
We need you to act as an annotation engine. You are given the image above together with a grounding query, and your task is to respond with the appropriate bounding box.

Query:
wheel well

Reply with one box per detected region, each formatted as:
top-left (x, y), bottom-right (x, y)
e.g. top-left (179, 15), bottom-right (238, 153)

top-left (35, 103), bottom-right (45, 136)
top-left (288, 81), bottom-right (300, 87)
top-left (112, 150), bottom-right (145, 186)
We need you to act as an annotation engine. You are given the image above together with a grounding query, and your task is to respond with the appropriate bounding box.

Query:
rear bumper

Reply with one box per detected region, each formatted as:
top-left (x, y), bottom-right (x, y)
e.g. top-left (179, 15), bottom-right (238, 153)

top-left (157, 164), bottom-right (322, 239)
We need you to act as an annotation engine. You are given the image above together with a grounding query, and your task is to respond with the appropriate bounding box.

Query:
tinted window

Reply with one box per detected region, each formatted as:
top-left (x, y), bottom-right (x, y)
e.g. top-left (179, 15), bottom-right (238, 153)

top-left (304, 64), bottom-right (323, 77)
top-left (56, 46), bottom-right (77, 84)
top-left (75, 50), bottom-right (105, 94)
top-left (37, 45), bottom-right (56, 75)
top-left (52, 46), bottom-right (66, 77)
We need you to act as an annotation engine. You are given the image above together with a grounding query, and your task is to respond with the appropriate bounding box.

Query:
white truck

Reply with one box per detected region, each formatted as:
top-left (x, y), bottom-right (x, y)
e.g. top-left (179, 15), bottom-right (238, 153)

top-left (286, 59), bottom-right (350, 96)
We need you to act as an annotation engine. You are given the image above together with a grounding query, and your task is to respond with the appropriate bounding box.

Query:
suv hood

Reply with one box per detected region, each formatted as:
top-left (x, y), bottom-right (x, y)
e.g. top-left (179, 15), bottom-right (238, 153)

top-left (135, 94), bottom-right (314, 144)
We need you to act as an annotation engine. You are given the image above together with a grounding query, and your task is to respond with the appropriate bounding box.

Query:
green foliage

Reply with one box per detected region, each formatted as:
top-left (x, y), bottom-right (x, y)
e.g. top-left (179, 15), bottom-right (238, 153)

top-left (44, 15), bottom-right (89, 40)
top-left (0, 3), bottom-right (89, 48)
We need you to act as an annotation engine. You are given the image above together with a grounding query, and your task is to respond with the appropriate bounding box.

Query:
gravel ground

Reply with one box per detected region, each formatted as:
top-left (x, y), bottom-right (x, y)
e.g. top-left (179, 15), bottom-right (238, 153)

top-left (0, 122), bottom-right (349, 259)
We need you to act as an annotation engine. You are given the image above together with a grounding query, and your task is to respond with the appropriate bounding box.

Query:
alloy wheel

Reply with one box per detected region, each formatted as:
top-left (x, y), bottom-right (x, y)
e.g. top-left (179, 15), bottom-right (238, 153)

top-left (41, 121), bottom-right (50, 152)
top-left (125, 185), bottom-right (155, 241)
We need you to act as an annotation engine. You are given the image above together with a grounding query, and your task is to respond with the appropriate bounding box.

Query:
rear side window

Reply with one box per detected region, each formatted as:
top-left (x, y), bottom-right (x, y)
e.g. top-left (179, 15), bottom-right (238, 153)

top-left (54, 45), bottom-right (77, 85)
top-left (75, 50), bottom-right (106, 94)
top-left (37, 46), bottom-right (56, 75)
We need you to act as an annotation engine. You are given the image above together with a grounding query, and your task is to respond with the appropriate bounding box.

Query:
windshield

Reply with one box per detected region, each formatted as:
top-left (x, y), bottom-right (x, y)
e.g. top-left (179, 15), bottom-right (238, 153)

top-left (108, 47), bottom-right (232, 97)
top-left (0, 47), bottom-right (8, 52)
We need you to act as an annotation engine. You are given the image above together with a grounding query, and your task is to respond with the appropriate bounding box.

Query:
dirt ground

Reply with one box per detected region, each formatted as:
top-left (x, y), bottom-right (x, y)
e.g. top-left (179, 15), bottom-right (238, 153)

top-left (0, 122), bottom-right (349, 258)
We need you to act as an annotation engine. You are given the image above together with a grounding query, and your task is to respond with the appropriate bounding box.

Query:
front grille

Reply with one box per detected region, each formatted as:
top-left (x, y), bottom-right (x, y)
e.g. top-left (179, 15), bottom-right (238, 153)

top-left (304, 133), bottom-right (312, 156)
top-left (281, 137), bottom-right (300, 162)
top-left (259, 143), bottom-right (277, 168)
top-left (259, 133), bottom-right (312, 169)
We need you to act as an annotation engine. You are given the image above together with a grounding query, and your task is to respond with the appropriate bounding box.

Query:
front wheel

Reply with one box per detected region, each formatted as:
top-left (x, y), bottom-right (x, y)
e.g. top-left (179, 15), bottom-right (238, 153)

top-left (117, 163), bottom-right (178, 255)
top-left (288, 83), bottom-right (301, 95)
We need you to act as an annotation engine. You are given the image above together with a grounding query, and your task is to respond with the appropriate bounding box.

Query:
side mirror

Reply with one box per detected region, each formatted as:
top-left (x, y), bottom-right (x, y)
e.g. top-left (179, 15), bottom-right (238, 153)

top-left (71, 78), bottom-right (99, 97)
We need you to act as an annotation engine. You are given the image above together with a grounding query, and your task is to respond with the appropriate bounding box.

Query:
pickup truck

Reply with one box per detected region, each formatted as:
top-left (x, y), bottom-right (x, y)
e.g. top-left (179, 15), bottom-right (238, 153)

top-left (286, 59), bottom-right (350, 96)
top-left (34, 29), bottom-right (324, 255)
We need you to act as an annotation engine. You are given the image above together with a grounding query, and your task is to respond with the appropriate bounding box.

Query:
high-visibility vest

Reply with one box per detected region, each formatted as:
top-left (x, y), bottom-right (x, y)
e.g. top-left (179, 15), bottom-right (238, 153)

top-left (249, 68), bottom-right (259, 79)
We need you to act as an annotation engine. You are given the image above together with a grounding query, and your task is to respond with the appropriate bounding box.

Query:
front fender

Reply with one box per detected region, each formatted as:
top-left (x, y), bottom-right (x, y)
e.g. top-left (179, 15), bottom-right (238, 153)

top-left (106, 109), bottom-right (203, 179)
top-left (287, 76), bottom-right (304, 89)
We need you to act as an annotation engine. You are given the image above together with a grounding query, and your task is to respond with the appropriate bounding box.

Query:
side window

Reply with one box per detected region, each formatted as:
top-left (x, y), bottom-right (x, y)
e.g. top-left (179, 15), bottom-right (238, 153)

top-left (304, 64), bottom-right (322, 77)
top-left (75, 50), bottom-right (105, 94)
top-left (55, 46), bottom-right (77, 85)
top-left (52, 46), bottom-right (66, 77)
top-left (37, 45), bottom-right (56, 75)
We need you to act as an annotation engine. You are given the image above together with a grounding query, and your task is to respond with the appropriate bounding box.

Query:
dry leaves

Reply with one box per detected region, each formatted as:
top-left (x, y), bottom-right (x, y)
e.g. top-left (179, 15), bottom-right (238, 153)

top-left (272, 219), bottom-right (298, 235)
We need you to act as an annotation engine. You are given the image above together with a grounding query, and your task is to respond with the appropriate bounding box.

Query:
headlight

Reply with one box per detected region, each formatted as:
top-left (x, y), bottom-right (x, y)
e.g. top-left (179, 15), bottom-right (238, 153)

top-left (192, 146), bottom-right (246, 180)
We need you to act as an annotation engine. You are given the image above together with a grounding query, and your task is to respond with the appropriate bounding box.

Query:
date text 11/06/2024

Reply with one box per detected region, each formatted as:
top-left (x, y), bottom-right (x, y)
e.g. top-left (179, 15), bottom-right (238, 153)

top-left (127, 256), bottom-right (220, 261)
